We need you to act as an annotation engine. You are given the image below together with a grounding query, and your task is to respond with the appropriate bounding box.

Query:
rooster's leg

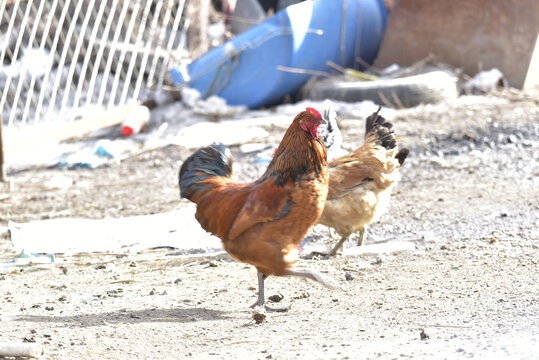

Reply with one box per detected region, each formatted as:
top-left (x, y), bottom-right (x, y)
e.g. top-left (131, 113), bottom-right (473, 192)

top-left (283, 269), bottom-right (338, 289)
top-left (250, 271), bottom-right (266, 308)
top-left (250, 272), bottom-right (290, 312)
top-left (357, 227), bottom-right (366, 246)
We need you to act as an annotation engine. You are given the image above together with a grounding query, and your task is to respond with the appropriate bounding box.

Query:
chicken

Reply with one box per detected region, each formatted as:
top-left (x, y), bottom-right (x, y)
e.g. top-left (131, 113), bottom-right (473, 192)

top-left (317, 107), bottom-right (409, 257)
top-left (319, 100), bottom-right (347, 161)
top-left (179, 107), bottom-right (331, 309)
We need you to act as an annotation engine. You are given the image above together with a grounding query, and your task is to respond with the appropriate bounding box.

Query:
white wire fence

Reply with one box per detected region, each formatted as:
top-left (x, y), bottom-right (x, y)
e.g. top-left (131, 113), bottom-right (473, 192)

top-left (0, 0), bottom-right (190, 128)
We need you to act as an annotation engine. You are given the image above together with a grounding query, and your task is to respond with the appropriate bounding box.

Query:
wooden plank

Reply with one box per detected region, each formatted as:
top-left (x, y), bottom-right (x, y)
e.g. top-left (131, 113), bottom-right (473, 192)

top-left (9, 207), bottom-right (222, 254)
top-left (374, 0), bottom-right (539, 89)
top-left (523, 33), bottom-right (539, 89)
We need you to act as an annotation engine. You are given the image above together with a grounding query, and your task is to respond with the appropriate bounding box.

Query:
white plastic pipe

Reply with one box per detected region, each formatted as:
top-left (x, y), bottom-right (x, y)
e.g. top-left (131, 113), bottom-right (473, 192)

top-left (0, 342), bottom-right (43, 358)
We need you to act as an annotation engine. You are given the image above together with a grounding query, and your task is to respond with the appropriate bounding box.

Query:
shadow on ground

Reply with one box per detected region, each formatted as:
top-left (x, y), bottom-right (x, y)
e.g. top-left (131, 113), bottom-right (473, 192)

top-left (13, 307), bottom-right (231, 327)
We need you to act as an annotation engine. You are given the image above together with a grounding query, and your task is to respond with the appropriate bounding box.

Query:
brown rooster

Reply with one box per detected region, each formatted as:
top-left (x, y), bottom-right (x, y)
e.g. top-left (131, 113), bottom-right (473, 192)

top-left (179, 108), bottom-right (331, 309)
top-left (317, 107), bottom-right (409, 257)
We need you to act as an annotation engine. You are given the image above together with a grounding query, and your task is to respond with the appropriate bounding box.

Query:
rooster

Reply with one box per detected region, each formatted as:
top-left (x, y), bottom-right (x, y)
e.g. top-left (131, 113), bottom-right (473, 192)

top-left (317, 107), bottom-right (409, 257)
top-left (179, 108), bottom-right (331, 309)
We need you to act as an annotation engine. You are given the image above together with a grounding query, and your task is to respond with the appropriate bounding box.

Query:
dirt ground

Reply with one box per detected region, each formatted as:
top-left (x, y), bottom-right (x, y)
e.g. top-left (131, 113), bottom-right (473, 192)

top-left (0, 88), bottom-right (538, 359)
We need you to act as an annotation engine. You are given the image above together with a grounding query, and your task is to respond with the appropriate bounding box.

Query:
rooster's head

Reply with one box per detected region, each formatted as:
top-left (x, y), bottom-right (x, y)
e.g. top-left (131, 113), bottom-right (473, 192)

top-left (299, 107), bottom-right (327, 139)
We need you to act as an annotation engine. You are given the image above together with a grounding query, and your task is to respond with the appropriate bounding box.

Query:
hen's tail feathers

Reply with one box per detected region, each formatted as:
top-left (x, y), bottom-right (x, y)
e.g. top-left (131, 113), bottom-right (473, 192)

top-left (396, 148), bottom-right (410, 165)
top-left (365, 106), bottom-right (397, 150)
top-left (179, 142), bottom-right (232, 200)
top-left (365, 107), bottom-right (410, 165)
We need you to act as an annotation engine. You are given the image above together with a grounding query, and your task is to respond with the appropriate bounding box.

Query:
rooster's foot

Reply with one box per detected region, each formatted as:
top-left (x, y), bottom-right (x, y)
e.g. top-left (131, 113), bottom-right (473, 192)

top-left (251, 303), bottom-right (290, 312)
top-left (264, 304), bottom-right (290, 312)
top-left (304, 250), bottom-right (340, 259)
top-left (302, 251), bottom-right (324, 259)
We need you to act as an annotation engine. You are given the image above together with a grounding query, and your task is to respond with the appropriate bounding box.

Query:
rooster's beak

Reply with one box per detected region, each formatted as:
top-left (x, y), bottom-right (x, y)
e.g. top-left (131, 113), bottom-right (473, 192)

top-left (318, 118), bottom-right (327, 125)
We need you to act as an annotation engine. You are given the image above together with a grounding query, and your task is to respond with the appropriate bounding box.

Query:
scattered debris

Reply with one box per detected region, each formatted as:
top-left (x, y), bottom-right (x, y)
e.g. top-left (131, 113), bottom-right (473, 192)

top-left (0, 251), bottom-right (55, 271)
top-left (201, 260), bottom-right (219, 268)
top-left (268, 294), bottom-right (284, 303)
top-left (54, 151), bottom-right (109, 170)
top-left (463, 69), bottom-right (507, 94)
top-left (293, 292), bottom-right (310, 300)
top-left (80, 296), bottom-right (100, 303)
top-left (93, 140), bottom-right (120, 159)
top-left (180, 88), bottom-right (202, 108)
top-left (181, 88), bottom-right (247, 118)
top-left (107, 289), bottom-right (123, 298)
top-left (103, 321), bottom-right (123, 328)
top-left (252, 307), bottom-right (267, 324)
top-left (44, 175), bottom-right (74, 190)
top-left (420, 329), bottom-right (430, 340)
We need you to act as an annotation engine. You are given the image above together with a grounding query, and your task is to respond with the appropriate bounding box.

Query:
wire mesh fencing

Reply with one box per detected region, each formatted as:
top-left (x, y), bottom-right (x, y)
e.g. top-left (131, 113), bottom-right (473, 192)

top-left (0, 0), bottom-right (191, 128)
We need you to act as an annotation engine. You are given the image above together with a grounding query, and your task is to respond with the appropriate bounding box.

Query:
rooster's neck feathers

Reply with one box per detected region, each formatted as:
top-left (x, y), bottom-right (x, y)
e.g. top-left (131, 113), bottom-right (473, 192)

top-left (262, 118), bottom-right (327, 187)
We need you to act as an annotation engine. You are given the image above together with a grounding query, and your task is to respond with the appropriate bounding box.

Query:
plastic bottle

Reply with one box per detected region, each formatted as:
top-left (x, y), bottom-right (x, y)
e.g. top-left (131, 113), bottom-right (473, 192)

top-left (122, 105), bottom-right (150, 136)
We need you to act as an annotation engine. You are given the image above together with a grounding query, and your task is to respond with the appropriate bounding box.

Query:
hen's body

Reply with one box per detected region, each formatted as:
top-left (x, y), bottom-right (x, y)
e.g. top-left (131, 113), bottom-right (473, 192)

top-left (317, 108), bottom-right (409, 256)
top-left (179, 109), bottom-right (329, 308)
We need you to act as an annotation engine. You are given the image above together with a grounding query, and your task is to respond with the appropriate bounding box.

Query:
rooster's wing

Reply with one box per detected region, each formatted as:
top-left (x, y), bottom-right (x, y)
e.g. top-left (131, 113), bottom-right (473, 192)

top-left (228, 178), bottom-right (294, 240)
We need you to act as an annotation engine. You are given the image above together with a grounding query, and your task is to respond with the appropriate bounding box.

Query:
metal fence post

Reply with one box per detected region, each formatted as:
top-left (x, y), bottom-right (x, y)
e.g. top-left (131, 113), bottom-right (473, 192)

top-left (0, 115), bottom-right (5, 181)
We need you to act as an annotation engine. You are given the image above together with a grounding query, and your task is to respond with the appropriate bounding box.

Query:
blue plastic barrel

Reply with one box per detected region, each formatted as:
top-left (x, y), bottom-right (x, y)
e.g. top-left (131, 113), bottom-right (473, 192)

top-left (170, 0), bottom-right (388, 109)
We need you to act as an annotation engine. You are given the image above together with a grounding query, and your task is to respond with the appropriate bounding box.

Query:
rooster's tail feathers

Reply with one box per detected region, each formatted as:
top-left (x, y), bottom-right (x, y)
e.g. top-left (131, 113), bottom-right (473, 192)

top-left (365, 106), bottom-right (397, 150)
top-left (179, 142), bottom-right (232, 200)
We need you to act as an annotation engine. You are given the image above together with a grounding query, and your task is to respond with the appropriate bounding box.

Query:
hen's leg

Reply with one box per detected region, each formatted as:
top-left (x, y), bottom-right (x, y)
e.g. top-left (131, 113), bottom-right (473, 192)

top-left (324, 235), bottom-right (349, 257)
top-left (357, 226), bottom-right (366, 246)
top-left (305, 228), bottom-right (339, 259)
top-left (250, 271), bottom-right (266, 308)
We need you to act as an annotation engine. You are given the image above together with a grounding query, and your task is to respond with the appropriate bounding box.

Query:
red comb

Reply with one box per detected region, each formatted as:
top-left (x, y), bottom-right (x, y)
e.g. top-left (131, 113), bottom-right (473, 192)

top-left (306, 107), bottom-right (322, 119)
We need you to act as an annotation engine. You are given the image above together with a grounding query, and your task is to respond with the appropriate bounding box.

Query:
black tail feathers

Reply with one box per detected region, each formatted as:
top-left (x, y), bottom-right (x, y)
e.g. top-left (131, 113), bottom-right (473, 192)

top-left (395, 148), bottom-right (409, 166)
top-left (365, 106), bottom-right (397, 150)
top-left (365, 107), bottom-right (409, 165)
top-left (179, 142), bottom-right (232, 200)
